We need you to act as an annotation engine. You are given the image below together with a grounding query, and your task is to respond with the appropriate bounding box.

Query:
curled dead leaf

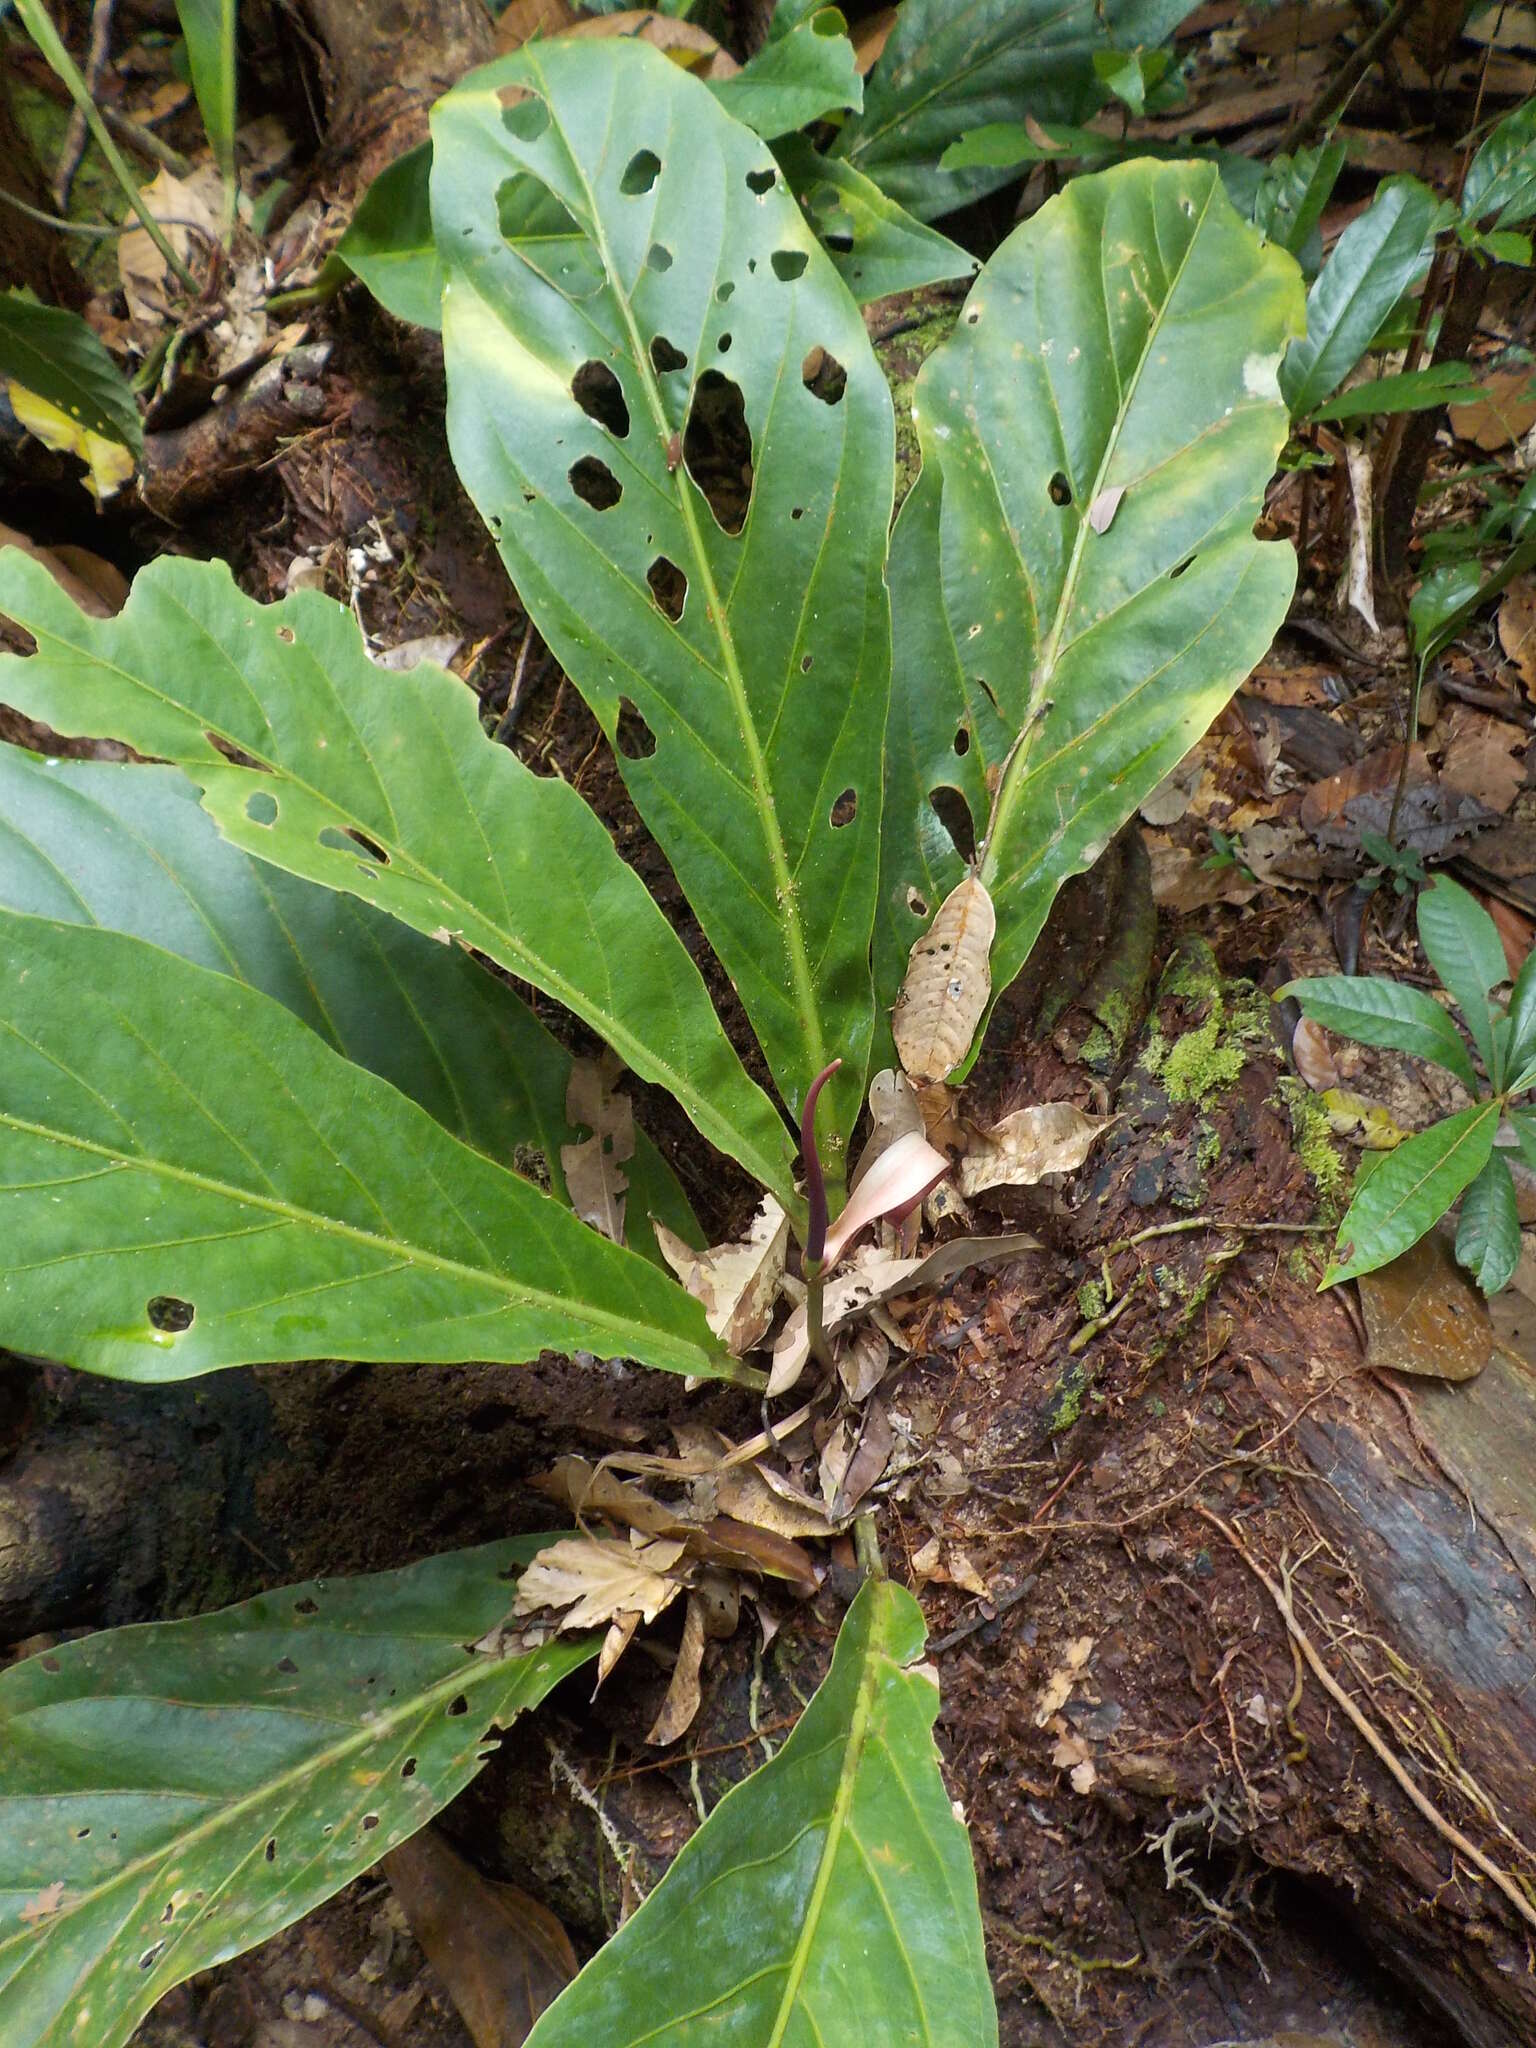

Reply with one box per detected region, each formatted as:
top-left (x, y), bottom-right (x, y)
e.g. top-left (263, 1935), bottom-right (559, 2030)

top-left (1290, 1015), bottom-right (1342, 1093)
top-left (512, 1532), bottom-right (688, 1631)
top-left (655, 1195), bottom-right (788, 1352)
top-left (646, 1591), bottom-right (708, 1746)
top-left (956, 1101), bottom-right (1114, 1198)
top-left (561, 1053), bottom-right (634, 1245)
top-left (892, 873), bottom-right (996, 1085)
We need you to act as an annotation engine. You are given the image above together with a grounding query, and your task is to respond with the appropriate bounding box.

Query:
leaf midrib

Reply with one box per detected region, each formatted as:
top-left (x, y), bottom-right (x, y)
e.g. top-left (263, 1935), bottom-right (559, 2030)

top-left (534, 48), bottom-right (828, 1102)
top-left (979, 174), bottom-right (1216, 887)
top-left (0, 1094), bottom-right (703, 1367)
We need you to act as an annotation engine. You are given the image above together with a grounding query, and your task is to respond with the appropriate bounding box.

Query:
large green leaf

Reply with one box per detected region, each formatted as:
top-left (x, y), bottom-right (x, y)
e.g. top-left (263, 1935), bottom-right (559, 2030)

top-left (1417, 876), bottom-right (1505, 1085)
top-left (0, 292), bottom-right (142, 455)
top-left (1456, 1150), bottom-right (1520, 1294)
top-left (877, 160), bottom-right (1302, 1046)
top-left (775, 136), bottom-right (978, 303)
top-left (0, 1538), bottom-right (595, 2048)
top-left (0, 549), bottom-right (795, 1213)
top-left (432, 40), bottom-right (894, 1165)
top-left (1327, 1101), bottom-right (1500, 1286)
top-left (1279, 176), bottom-right (1449, 419)
top-left (525, 1576), bottom-right (997, 2047)
top-left (0, 749), bottom-right (699, 1261)
top-left (0, 911), bottom-right (725, 1380)
top-left (1280, 972), bottom-right (1477, 1094)
top-left (828, 0), bottom-right (1192, 221)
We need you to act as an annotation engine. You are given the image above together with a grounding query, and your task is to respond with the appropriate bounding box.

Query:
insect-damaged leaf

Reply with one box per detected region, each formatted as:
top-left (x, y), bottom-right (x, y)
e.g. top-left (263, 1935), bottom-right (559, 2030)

top-left (0, 1540), bottom-right (596, 2048)
top-left (877, 161), bottom-right (1303, 1048)
top-left (956, 1101), bottom-right (1114, 1198)
top-left (0, 549), bottom-right (795, 1214)
top-left (655, 1194), bottom-right (790, 1353)
top-left (0, 750), bottom-right (697, 1264)
top-left (892, 872), bottom-right (995, 1085)
top-left (0, 913), bottom-right (725, 1382)
top-left (523, 1576), bottom-right (998, 2047)
top-left (432, 39), bottom-right (894, 1160)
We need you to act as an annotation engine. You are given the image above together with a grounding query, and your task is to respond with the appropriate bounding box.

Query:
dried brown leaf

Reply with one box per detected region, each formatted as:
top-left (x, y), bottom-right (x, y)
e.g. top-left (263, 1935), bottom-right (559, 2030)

top-left (837, 1323), bottom-right (889, 1401)
top-left (849, 1068), bottom-right (925, 1192)
top-left (646, 1591), bottom-right (708, 1746)
top-left (512, 1533), bottom-right (688, 1630)
top-left (1450, 369), bottom-right (1536, 452)
top-left (562, 9), bottom-right (738, 76)
top-left (1500, 575), bottom-right (1536, 694)
top-left (532, 1456), bottom-right (682, 1538)
top-left (892, 873), bottom-right (996, 1085)
top-left (1290, 1015), bottom-right (1341, 1093)
top-left (384, 1828), bottom-right (577, 2048)
top-left (654, 1196), bottom-right (788, 1352)
top-left (1359, 1226), bottom-right (1496, 1382)
top-left (560, 1052), bottom-right (634, 1245)
top-left (1438, 706), bottom-right (1528, 817)
top-left (956, 1101), bottom-right (1113, 1198)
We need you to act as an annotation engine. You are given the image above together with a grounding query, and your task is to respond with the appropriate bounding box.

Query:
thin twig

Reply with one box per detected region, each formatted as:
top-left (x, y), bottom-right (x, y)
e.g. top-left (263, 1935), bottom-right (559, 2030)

top-left (1196, 1505), bottom-right (1536, 1936)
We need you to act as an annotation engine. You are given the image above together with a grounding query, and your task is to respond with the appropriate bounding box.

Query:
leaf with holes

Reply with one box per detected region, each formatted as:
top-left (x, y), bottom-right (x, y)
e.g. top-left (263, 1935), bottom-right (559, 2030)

top-left (0, 549), bottom-right (794, 1214)
top-left (0, 911), bottom-right (727, 1380)
top-left (827, 0), bottom-right (1191, 221)
top-left (774, 136), bottom-right (978, 303)
top-left (0, 749), bottom-right (698, 1263)
top-left (523, 1576), bottom-right (997, 2047)
top-left (876, 160), bottom-right (1303, 1058)
top-left (0, 1538), bottom-right (595, 2048)
top-left (432, 39), bottom-right (894, 1168)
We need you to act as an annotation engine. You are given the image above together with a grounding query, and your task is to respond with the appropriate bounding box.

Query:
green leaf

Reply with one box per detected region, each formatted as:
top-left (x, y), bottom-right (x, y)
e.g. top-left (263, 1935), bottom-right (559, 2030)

top-left (878, 160), bottom-right (1303, 1054)
top-left (1250, 139), bottom-right (1345, 270)
top-left (711, 8), bottom-right (862, 139)
top-left (1456, 1149), bottom-right (1521, 1293)
top-left (1417, 877), bottom-right (1506, 1084)
top-left (1279, 973), bottom-right (1477, 1093)
top-left (0, 749), bottom-right (699, 1262)
top-left (0, 291), bottom-right (142, 455)
top-left (1309, 362), bottom-right (1484, 422)
top-left (1408, 528), bottom-right (1536, 672)
top-left (828, 0), bottom-right (1190, 220)
top-left (1510, 1106), bottom-right (1536, 1175)
top-left (432, 42), bottom-right (894, 1162)
top-left (0, 910), bottom-right (727, 1381)
top-left (1280, 177), bottom-right (1450, 418)
top-left (1326, 1100), bottom-right (1500, 1285)
top-left (334, 143), bottom-right (443, 330)
top-left (0, 1538), bottom-right (595, 2048)
top-left (525, 1577), bottom-right (998, 2047)
top-left (775, 136), bottom-right (977, 302)
top-left (173, 0), bottom-right (238, 203)
top-left (1463, 96), bottom-right (1536, 230)
top-left (0, 548), bottom-right (795, 1215)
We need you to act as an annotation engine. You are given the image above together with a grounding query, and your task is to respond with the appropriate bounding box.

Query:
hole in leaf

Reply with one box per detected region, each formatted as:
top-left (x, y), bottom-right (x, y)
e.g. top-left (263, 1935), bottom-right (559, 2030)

top-left (161, 1899), bottom-right (174, 1920)
top-left (771, 249), bottom-right (809, 281)
top-left (965, 308), bottom-right (980, 325)
top-left (447, 1694), bottom-right (469, 1717)
top-left (907, 886), bottom-right (929, 918)
top-left (976, 676), bottom-right (1000, 714)
top-left (501, 91), bottom-right (549, 142)
top-left (748, 258), bottom-right (757, 273)
top-left (1048, 472), bottom-right (1072, 507)
top-left (650, 335), bottom-right (687, 373)
top-left (276, 1655), bottom-right (298, 1674)
top-left (401, 1757), bottom-right (418, 1779)
top-left (1170, 554), bottom-right (1194, 580)
top-left (276, 625), bottom-right (294, 645)
top-left (147, 1296), bottom-right (194, 1333)
top-left (319, 824), bottom-right (390, 865)
top-left (717, 332), bottom-right (732, 352)
top-left (139, 1946), bottom-right (163, 1972)
top-left (362, 1814), bottom-right (380, 1831)
top-left (75, 1826), bottom-right (91, 1840)
top-left (746, 167), bottom-right (776, 194)
top-left (954, 726), bottom-right (971, 756)
top-left (800, 652), bottom-right (813, 672)
top-left (265, 1839), bottom-right (277, 1863)
top-left (830, 788), bottom-right (857, 829)
top-left (647, 242), bottom-right (673, 273)
top-left (646, 558), bottom-right (687, 621)
top-left (824, 218), bottom-right (854, 254)
top-left (801, 345), bottom-right (846, 405)
top-left (294, 1597), bottom-right (319, 1616)
top-left (568, 456), bottom-right (622, 510)
top-left (616, 697), bottom-right (658, 759)
top-left (572, 361), bottom-right (630, 438)
top-left (246, 790), bottom-right (277, 826)
top-left (620, 148), bottom-right (661, 195)
top-left (717, 280), bottom-right (735, 303)
top-left (791, 506), bottom-right (804, 520)
top-left (682, 370), bottom-right (752, 534)
top-left (929, 784), bottom-right (977, 863)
